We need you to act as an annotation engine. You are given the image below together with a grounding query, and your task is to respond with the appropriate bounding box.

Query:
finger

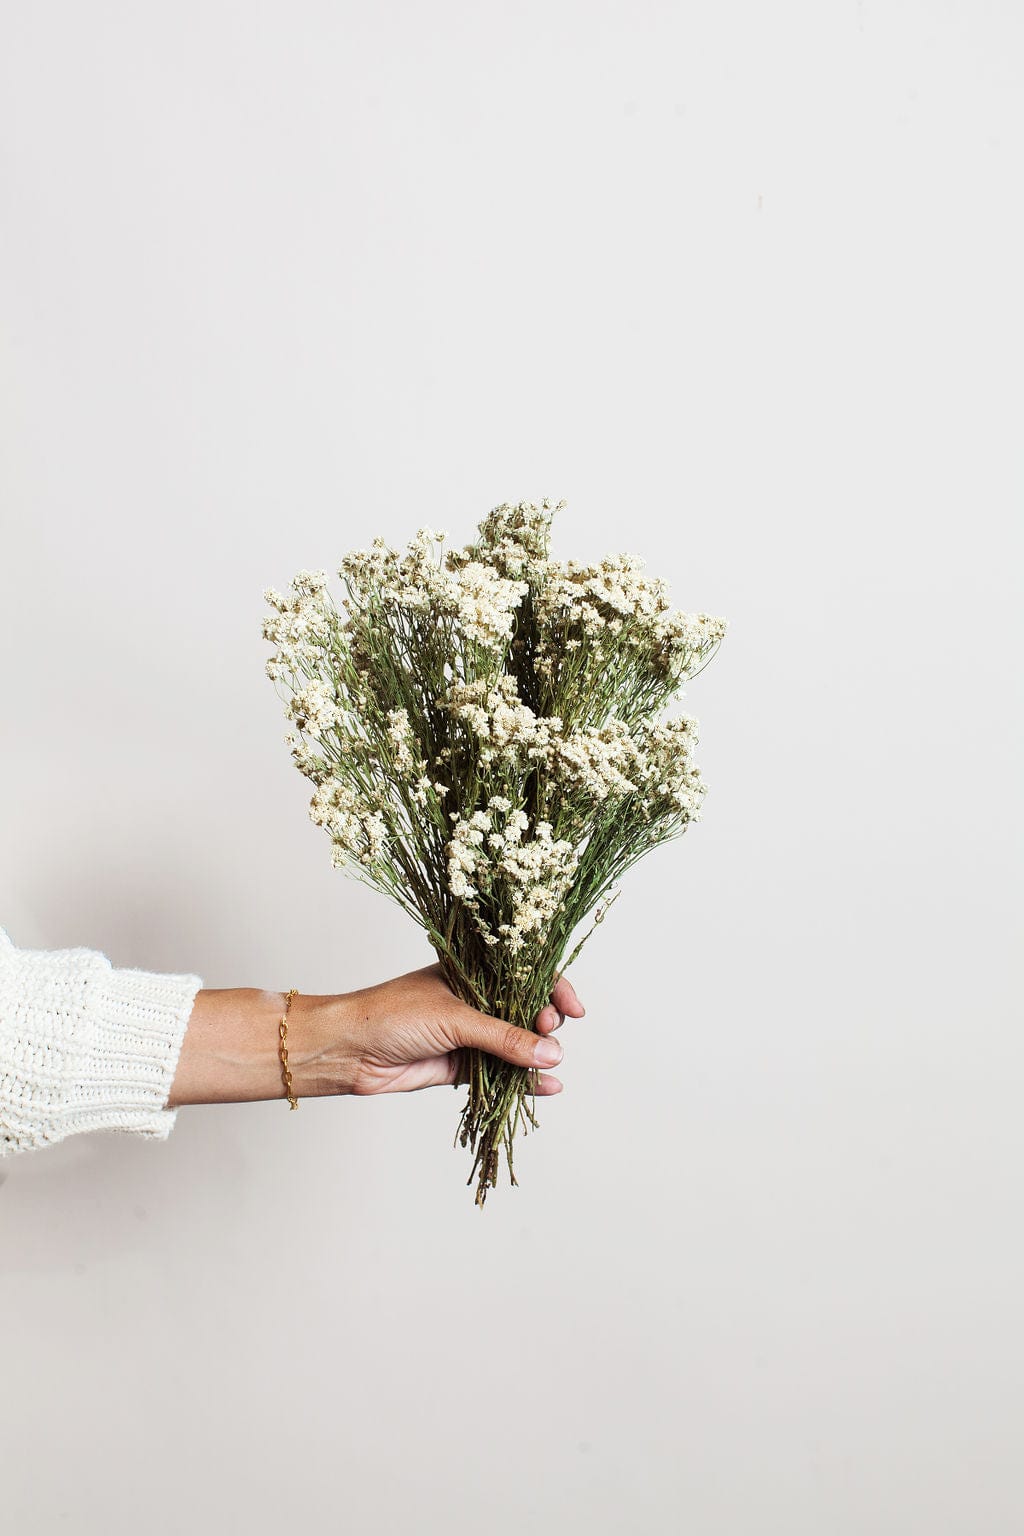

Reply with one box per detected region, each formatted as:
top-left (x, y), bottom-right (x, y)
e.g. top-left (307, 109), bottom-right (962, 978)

top-left (519, 1069), bottom-right (563, 1094)
top-left (535, 1003), bottom-right (565, 1034)
top-left (442, 1049), bottom-right (561, 1094)
top-left (551, 974), bottom-right (585, 1017)
top-left (450, 1005), bottom-right (564, 1073)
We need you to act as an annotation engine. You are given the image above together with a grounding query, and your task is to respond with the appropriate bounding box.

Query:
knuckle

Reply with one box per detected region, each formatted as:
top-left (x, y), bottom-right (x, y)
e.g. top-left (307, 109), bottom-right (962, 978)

top-left (501, 1022), bottom-right (527, 1060)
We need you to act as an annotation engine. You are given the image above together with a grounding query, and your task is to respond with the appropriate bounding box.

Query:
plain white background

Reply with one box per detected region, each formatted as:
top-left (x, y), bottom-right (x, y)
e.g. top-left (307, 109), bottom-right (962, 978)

top-left (1, 3), bottom-right (1020, 1532)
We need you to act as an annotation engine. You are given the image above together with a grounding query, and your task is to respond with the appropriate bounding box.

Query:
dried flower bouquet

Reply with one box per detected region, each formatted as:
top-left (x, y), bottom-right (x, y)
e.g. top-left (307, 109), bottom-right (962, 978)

top-left (263, 498), bottom-right (726, 1206)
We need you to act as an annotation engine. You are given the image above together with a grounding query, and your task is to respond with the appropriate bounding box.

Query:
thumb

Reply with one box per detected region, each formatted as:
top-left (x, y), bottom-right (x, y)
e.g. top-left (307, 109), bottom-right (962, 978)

top-left (449, 1004), bottom-right (564, 1072)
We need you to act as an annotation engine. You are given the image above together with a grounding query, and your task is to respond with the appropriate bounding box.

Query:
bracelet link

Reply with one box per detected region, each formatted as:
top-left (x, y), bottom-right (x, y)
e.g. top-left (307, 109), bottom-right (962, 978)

top-left (278, 988), bottom-right (300, 1110)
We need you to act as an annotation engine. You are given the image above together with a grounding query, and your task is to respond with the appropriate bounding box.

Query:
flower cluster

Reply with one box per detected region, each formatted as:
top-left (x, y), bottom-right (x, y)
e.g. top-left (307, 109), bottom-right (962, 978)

top-left (339, 531), bottom-right (528, 652)
top-left (284, 729), bottom-right (331, 786)
top-left (534, 553), bottom-right (667, 631)
top-left (439, 676), bottom-right (705, 818)
top-left (386, 708), bottom-right (418, 775)
top-left (446, 797), bottom-right (579, 958)
top-left (532, 552), bottom-right (726, 686)
top-left (287, 679), bottom-right (341, 737)
top-left (441, 676), bottom-right (563, 768)
top-left (633, 716), bottom-right (707, 820)
top-left (651, 609), bottom-right (729, 683)
top-left (262, 571), bottom-right (334, 681)
top-left (309, 780), bottom-right (389, 868)
top-left (552, 719), bottom-right (640, 801)
top-left (453, 497), bottom-right (565, 581)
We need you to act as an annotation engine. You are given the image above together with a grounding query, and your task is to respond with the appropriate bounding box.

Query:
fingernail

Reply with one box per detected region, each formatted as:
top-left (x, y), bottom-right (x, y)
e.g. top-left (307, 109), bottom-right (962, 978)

top-left (534, 1039), bottom-right (562, 1066)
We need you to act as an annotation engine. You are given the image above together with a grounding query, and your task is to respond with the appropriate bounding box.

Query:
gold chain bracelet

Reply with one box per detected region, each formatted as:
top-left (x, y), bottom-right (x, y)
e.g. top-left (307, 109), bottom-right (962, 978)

top-left (278, 988), bottom-right (300, 1110)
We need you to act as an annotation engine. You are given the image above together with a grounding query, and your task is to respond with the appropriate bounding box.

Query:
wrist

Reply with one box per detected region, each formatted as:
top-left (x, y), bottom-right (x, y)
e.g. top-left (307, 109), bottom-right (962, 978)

top-left (167, 987), bottom-right (356, 1107)
top-left (295, 990), bottom-right (364, 1098)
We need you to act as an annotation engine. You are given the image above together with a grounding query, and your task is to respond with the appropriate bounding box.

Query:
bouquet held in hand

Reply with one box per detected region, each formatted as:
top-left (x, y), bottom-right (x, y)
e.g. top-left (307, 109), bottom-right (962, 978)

top-left (263, 498), bottom-right (727, 1207)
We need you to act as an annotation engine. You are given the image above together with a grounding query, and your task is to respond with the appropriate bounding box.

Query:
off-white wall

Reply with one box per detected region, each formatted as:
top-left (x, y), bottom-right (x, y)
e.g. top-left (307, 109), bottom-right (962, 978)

top-left (1, 3), bottom-right (1020, 1532)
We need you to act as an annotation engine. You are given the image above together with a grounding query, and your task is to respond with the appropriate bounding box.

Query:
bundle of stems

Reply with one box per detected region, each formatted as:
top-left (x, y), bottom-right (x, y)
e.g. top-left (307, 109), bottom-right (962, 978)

top-left (262, 498), bottom-right (726, 1206)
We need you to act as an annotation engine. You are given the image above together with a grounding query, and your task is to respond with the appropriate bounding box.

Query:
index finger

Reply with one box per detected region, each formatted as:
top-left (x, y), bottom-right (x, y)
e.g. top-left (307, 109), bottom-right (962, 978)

top-left (551, 973), bottom-right (585, 1018)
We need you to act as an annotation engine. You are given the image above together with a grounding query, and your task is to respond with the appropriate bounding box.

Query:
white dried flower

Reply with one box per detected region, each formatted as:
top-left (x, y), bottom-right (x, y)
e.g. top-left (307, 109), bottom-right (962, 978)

top-left (457, 498), bottom-right (566, 580)
top-left (632, 715), bottom-right (706, 819)
top-left (441, 677), bottom-right (563, 767)
top-left (311, 781), bottom-right (390, 866)
top-left (652, 610), bottom-right (728, 680)
top-left (262, 571), bottom-right (335, 678)
top-left (288, 679), bottom-right (341, 736)
top-left (386, 708), bottom-right (417, 774)
top-left (445, 801), bottom-right (578, 952)
top-left (292, 569), bottom-right (329, 594)
top-left (554, 719), bottom-right (639, 801)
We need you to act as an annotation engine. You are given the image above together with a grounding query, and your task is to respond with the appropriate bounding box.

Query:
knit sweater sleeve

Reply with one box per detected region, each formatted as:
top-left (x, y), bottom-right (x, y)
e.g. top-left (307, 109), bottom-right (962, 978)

top-left (0, 926), bottom-right (202, 1156)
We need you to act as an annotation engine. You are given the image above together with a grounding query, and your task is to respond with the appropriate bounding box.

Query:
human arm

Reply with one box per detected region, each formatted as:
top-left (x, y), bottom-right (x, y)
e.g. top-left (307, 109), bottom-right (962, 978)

top-left (166, 965), bottom-right (584, 1107)
top-left (0, 925), bottom-right (584, 1153)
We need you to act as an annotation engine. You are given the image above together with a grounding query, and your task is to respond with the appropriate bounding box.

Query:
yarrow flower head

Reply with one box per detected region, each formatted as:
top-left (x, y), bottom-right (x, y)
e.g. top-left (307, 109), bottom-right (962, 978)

top-left (309, 780), bottom-right (390, 869)
top-left (336, 528), bottom-right (530, 654)
top-left (454, 497), bottom-right (565, 581)
top-left (262, 570), bottom-right (336, 681)
top-left (444, 799), bottom-right (580, 960)
top-left (441, 676), bottom-right (563, 768)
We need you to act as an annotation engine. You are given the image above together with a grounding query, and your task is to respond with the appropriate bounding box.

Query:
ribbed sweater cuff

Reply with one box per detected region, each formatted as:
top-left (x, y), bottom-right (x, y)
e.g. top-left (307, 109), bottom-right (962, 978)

top-left (76, 962), bottom-right (203, 1142)
top-left (0, 929), bottom-right (202, 1155)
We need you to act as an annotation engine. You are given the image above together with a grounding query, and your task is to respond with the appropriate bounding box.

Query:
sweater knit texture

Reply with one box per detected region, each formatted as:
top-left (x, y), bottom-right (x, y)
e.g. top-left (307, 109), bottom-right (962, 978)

top-left (0, 926), bottom-right (202, 1156)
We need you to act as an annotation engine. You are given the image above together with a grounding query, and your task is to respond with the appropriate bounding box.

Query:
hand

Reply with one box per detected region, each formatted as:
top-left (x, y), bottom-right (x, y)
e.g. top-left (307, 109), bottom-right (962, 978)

top-left (315, 963), bottom-right (586, 1097)
top-left (167, 966), bottom-right (585, 1107)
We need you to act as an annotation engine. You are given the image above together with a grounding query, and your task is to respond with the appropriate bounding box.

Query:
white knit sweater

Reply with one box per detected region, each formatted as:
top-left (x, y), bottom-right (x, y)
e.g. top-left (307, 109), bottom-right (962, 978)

top-left (0, 926), bottom-right (202, 1156)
